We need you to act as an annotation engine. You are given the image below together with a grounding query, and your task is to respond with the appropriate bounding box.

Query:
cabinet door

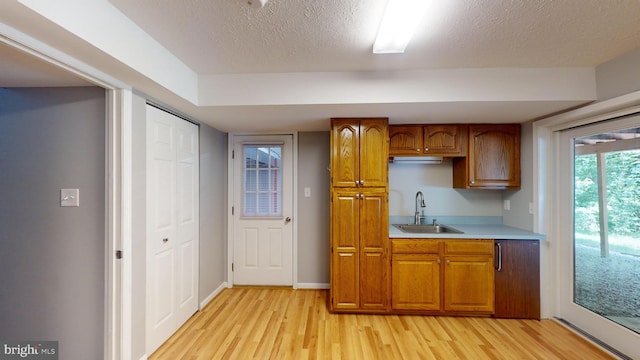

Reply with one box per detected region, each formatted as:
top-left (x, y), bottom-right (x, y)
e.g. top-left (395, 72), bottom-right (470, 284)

top-left (443, 255), bottom-right (494, 313)
top-left (392, 254), bottom-right (440, 311)
top-left (331, 119), bottom-right (360, 187)
top-left (359, 188), bottom-right (389, 310)
top-left (330, 189), bottom-right (360, 310)
top-left (359, 119), bottom-right (389, 188)
top-left (467, 124), bottom-right (520, 188)
top-left (389, 125), bottom-right (422, 156)
top-left (494, 240), bottom-right (540, 319)
top-left (423, 124), bottom-right (466, 156)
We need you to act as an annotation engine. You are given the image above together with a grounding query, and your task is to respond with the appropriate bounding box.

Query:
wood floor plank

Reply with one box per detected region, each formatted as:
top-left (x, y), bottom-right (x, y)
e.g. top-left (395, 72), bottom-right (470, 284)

top-left (149, 288), bottom-right (616, 360)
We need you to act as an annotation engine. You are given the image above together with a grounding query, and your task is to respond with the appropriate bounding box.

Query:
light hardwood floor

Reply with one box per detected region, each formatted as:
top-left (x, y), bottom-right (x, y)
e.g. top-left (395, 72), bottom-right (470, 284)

top-left (150, 287), bottom-right (615, 360)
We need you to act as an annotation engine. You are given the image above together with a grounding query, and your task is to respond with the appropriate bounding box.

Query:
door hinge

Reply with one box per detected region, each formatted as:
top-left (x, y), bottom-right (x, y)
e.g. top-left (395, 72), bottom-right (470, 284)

top-left (231, 263), bottom-right (234, 271)
top-left (232, 150), bottom-right (235, 159)
top-left (232, 206), bottom-right (234, 215)
top-left (115, 250), bottom-right (122, 259)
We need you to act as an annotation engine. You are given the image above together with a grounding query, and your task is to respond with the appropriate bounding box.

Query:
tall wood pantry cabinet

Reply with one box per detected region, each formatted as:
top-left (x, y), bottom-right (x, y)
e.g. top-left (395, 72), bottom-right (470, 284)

top-left (330, 118), bottom-right (389, 312)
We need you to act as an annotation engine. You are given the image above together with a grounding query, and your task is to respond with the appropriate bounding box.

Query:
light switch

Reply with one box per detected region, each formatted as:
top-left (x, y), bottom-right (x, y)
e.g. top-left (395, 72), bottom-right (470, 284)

top-left (304, 187), bottom-right (311, 198)
top-left (503, 199), bottom-right (510, 211)
top-left (61, 189), bottom-right (79, 207)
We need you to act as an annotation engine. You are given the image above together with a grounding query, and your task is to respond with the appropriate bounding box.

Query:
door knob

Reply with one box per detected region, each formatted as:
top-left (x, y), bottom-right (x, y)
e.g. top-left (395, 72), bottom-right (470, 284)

top-left (162, 238), bottom-right (168, 243)
top-left (285, 217), bottom-right (291, 224)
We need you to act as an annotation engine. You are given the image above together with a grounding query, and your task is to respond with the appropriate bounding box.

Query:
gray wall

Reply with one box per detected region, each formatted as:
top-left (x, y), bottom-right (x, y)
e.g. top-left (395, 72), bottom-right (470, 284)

top-left (297, 132), bottom-right (331, 285)
top-left (596, 47), bottom-right (640, 101)
top-left (131, 94), bottom-right (228, 359)
top-left (199, 122), bottom-right (228, 296)
top-left (503, 121), bottom-right (535, 230)
top-left (0, 87), bottom-right (106, 360)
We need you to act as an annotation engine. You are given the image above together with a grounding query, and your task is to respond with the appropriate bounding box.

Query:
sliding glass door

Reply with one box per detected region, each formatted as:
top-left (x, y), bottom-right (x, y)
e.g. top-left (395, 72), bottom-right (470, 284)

top-left (558, 116), bottom-right (640, 358)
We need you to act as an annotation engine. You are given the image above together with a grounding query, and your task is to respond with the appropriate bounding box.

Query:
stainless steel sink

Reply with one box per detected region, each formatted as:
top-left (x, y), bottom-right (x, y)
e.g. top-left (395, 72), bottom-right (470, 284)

top-left (393, 224), bottom-right (464, 234)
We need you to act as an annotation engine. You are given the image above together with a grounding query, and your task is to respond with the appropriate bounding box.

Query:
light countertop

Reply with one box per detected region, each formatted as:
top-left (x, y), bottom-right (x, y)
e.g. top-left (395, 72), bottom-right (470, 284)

top-left (388, 216), bottom-right (546, 240)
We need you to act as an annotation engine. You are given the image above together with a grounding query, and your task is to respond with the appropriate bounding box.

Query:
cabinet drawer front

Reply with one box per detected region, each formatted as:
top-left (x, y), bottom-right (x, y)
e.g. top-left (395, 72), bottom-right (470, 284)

top-left (444, 240), bottom-right (493, 255)
top-left (391, 239), bottom-right (440, 253)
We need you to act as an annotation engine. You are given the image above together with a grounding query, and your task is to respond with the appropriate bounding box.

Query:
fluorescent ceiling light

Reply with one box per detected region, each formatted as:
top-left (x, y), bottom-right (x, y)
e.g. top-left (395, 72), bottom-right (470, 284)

top-left (373, 0), bottom-right (429, 54)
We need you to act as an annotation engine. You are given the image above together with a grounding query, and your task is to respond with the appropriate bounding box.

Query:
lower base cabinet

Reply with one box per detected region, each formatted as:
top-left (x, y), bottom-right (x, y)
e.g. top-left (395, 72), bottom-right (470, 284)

top-left (494, 239), bottom-right (540, 319)
top-left (391, 239), bottom-right (494, 315)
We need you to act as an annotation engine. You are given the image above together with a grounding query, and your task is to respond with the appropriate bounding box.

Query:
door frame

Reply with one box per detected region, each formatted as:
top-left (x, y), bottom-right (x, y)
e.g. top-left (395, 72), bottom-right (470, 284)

top-left (556, 115), bottom-right (640, 358)
top-left (0, 33), bottom-right (131, 360)
top-left (227, 132), bottom-right (299, 288)
top-left (534, 93), bottom-right (640, 359)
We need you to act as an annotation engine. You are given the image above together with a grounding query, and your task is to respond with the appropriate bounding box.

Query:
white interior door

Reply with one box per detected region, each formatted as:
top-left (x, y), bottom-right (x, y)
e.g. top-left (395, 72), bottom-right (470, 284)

top-left (233, 135), bottom-right (293, 285)
top-left (146, 105), bottom-right (199, 354)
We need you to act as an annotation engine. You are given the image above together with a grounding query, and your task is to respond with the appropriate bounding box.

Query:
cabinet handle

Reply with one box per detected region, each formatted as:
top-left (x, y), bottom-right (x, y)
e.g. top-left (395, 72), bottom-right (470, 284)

top-left (495, 242), bottom-right (502, 272)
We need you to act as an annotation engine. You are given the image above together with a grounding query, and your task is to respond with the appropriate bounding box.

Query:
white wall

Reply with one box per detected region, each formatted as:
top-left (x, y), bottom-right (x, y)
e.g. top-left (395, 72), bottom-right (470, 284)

top-left (596, 47), bottom-right (640, 101)
top-left (389, 160), bottom-right (503, 217)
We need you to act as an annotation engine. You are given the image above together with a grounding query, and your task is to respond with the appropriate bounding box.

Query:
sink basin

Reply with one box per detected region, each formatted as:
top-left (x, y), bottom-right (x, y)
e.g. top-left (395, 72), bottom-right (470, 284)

top-left (393, 224), bottom-right (464, 234)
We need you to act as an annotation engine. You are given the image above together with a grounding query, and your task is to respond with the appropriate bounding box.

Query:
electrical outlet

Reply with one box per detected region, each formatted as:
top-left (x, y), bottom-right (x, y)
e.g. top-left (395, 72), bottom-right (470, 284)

top-left (304, 187), bottom-right (311, 198)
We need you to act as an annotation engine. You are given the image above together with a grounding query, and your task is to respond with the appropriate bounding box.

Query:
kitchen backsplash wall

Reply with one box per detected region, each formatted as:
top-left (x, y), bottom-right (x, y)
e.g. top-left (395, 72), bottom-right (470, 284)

top-left (389, 160), bottom-right (503, 217)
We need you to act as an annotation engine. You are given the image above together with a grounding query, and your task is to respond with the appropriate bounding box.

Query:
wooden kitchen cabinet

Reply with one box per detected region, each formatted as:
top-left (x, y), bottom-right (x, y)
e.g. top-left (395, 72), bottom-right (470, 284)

top-left (330, 118), bottom-right (389, 313)
top-left (453, 124), bottom-right (521, 189)
top-left (331, 185), bottom-right (389, 311)
top-left (389, 124), bottom-right (466, 157)
top-left (390, 239), bottom-right (494, 315)
top-left (494, 239), bottom-right (540, 319)
top-left (331, 118), bottom-right (388, 188)
top-left (391, 239), bottom-right (441, 311)
top-left (443, 240), bottom-right (494, 313)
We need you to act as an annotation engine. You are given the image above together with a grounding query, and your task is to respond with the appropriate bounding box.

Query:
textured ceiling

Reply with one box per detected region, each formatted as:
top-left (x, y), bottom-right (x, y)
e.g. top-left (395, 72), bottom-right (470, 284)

top-left (2, 1), bottom-right (640, 131)
top-left (109, 0), bottom-right (640, 74)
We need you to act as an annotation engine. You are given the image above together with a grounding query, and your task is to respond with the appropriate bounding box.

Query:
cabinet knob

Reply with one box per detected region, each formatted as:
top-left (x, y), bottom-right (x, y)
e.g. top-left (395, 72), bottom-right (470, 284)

top-left (424, 147), bottom-right (429, 152)
top-left (445, 259), bottom-right (450, 265)
top-left (416, 148), bottom-right (421, 152)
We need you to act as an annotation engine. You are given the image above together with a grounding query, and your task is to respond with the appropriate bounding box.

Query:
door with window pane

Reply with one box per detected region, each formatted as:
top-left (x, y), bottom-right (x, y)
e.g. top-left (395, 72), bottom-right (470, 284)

top-left (559, 120), bottom-right (640, 358)
top-left (233, 135), bottom-right (293, 285)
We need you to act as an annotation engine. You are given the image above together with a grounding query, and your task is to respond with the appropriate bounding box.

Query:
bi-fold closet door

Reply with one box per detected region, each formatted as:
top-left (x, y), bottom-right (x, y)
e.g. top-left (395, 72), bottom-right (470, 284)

top-left (145, 105), bottom-right (199, 354)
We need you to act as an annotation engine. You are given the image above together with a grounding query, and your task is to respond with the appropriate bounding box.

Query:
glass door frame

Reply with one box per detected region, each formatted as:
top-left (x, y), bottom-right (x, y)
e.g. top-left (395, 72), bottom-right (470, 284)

top-left (557, 115), bottom-right (640, 358)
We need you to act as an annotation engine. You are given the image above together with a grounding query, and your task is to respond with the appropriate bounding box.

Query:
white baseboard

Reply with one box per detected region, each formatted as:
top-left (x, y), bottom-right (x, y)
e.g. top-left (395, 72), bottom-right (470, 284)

top-left (296, 283), bottom-right (330, 289)
top-left (138, 354), bottom-right (147, 360)
top-left (199, 282), bottom-right (229, 309)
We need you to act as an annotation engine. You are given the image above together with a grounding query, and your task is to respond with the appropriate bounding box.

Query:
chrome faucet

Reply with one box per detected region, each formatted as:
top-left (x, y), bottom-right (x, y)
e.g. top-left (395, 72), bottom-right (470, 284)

top-left (414, 191), bottom-right (426, 224)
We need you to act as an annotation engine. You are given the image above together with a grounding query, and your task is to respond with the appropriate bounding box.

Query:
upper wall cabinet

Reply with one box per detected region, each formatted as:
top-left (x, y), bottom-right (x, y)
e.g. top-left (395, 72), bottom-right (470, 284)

top-left (331, 118), bottom-right (389, 188)
top-left (453, 124), bottom-right (521, 189)
top-left (389, 124), bottom-right (467, 157)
